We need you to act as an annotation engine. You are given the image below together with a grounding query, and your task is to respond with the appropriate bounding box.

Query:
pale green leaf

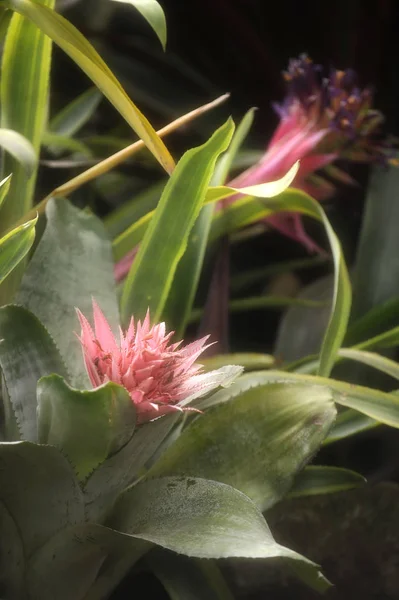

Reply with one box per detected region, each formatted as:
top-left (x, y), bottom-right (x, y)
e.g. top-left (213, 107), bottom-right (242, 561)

top-left (0, 217), bottom-right (36, 285)
top-left (0, 128), bottom-right (36, 176)
top-left (111, 0), bottom-right (167, 50)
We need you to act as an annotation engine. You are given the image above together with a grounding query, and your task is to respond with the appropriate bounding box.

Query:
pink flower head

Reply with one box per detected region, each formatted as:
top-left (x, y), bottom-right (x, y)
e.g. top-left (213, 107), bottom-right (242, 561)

top-left (76, 301), bottom-right (239, 424)
top-left (228, 54), bottom-right (394, 252)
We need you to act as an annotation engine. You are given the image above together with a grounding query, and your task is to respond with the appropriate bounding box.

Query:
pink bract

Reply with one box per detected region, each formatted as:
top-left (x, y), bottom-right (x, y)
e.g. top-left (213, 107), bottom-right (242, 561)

top-left (76, 300), bottom-right (213, 424)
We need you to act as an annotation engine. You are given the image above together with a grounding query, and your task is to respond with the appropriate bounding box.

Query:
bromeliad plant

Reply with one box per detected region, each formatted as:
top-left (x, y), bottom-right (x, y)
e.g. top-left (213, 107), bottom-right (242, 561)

top-left (0, 1), bottom-right (399, 599)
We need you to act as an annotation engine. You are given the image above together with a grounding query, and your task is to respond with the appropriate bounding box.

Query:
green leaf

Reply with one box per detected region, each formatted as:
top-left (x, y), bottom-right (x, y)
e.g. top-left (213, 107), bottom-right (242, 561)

top-left (288, 466), bottom-right (366, 497)
top-left (146, 550), bottom-right (235, 600)
top-left (111, 0), bottom-right (167, 50)
top-left (17, 198), bottom-right (119, 387)
top-left (210, 189), bottom-right (351, 378)
top-left (228, 370), bottom-right (399, 429)
top-left (0, 216), bottom-right (36, 285)
top-left (26, 523), bottom-right (149, 600)
top-left (49, 87), bottom-right (102, 138)
top-left (84, 413), bottom-right (179, 521)
top-left (6, 0), bottom-right (174, 174)
top-left (37, 374), bottom-right (136, 480)
top-left (0, 305), bottom-right (67, 441)
top-left (345, 298), bottom-right (399, 346)
top-left (42, 132), bottom-right (92, 157)
top-left (0, 441), bottom-right (84, 556)
top-left (202, 352), bottom-right (275, 372)
top-left (0, 128), bottom-right (36, 175)
top-left (0, 500), bottom-right (25, 599)
top-left (147, 383), bottom-right (336, 511)
top-left (214, 107), bottom-right (256, 184)
top-left (107, 476), bottom-right (325, 583)
top-left (120, 119), bottom-right (235, 325)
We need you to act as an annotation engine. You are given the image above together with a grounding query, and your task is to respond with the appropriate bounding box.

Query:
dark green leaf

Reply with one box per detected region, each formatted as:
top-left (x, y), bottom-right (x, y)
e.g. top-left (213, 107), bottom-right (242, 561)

top-left (0, 441), bottom-right (84, 556)
top-left (0, 500), bottom-right (25, 599)
top-left (0, 305), bottom-right (67, 441)
top-left (49, 87), bottom-right (102, 137)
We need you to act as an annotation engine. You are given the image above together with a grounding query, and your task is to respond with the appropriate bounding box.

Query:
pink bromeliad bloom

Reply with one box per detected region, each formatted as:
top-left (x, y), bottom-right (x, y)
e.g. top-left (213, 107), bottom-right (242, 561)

top-left (76, 300), bottom-right (240, 424)
top-left (228, 54), bottom-right (392, 252)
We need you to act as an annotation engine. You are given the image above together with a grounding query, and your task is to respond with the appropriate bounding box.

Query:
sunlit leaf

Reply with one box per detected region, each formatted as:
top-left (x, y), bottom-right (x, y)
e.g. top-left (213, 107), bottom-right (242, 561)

top-left (0, 128), bottom-right (36, 176)
top-left (111, 0), bottom-right (167, 50)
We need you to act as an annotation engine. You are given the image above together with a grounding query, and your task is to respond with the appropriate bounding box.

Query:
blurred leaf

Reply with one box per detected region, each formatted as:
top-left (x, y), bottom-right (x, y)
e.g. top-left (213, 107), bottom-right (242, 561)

top-left (0, 128), bottom-right (36, 175)
top-left (224, 370), bottom-right (399, 429)
top-left (84, 413), bottom-right (179, 521)
top-left (37, 374), bottom-right (136, 480)
top-left (231, 256), bottom-right (327, 293)
top-left (120, 118), bottom-right (234, 325)
top-left (346, 298), bottom-right (399, 346)
top-left (210, 189), bottom-right (351, 379)
top-left (49, 87), bottom-right (102, 137)
top-left (105, 181), bottom-right (164, 239)
top-left (0, 500), bottom-right (25, 599)
top-left (18, 198), bottom-right (119, 388)
top-left (0, 0), bottom-right (54, 302)
top-left (0, 305), bottom-right (67, 442)
top-left (215, 107), bottom-right (256, 185)
top-left (324, 409), bottom-right (377, 445)
top-left (288, 466), bottom-right (365, 497)
top-left (147, 384), bottom-right (336, 512)
top-left (26, 522), bottom-right (148, 600)
top-left (111, 0), bottom-right (167, 50)
top-left (352, 165), bottom-right (399, 320)
top-left (0, 217), bottom-right (36, 285)
top-left (6, 0), bottom-right (175, 173)
top-left (202, 352), bottom-right (275, 372)
top-left (42, 132), bottom-right (93, 156)
top-left (107, 476), bottom-right (328, 591)
top-left (146, 550), bottom-right (234, 600)
top-left (189, 295), bottom-right (326, 323)
top-left (0, 441), bottom-right (84, 556)
top-left (338, 349), bottom-right (399, 381)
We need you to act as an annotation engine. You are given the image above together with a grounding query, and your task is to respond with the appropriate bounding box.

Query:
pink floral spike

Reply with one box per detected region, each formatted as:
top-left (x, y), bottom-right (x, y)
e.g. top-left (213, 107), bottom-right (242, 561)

top-left (76, 300), bottom-right (237, 424)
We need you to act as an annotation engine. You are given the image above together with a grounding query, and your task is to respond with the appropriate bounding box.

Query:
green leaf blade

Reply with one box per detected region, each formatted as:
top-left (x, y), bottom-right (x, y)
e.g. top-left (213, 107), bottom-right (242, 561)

top-left (112, 0), bottom-right (167, 50)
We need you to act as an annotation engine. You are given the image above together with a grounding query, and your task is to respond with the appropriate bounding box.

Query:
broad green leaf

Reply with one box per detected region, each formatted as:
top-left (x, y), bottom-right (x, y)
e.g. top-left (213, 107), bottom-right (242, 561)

top-left (147, 384), bottom-right (336, 511)
top-left (17, 198), bottom-right (119, 387)
top-left (107, 476), bottom-right (326, 588)
top-left (0, 173), bottom-right (12, 210)
top-left (0, 305), bottom-right (67, 441)
top-left (227, 370), bottom-right (399, 429)
top-left (0, 0), bottom-right (54, 302)
top-left (0, 128), bottom-right (36, 175)
top-left (0, 500), bottom-right (25, 599)
top-left (6, 0), bottom-right (175, 174)
top-left (288, 466), bottom-right (365, 497)
top-left (0, 217), bottom-right (36, 285)
top-left (189, 295), bottom-right (326, 323)
top-left (210, 189), bottom-right (351, 378)
top-left (120, 119), bottom-right (234, 325)
top-left (49, 87), bottom-right (102, 138)
top-left (37, 374), bottom-right (136, 480)
top-left (146, 550), bottom-right (235, 600)
top-left (202, 352), bottom-right (275, 372)
top-left (84, 413), bottom-right (179, 521)
top-left (0, 441), bottom-right (84, 556)
top-left (26, 523), bottom-right (149, 600)
top-left (111, 0), bottom-right (167, 50)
